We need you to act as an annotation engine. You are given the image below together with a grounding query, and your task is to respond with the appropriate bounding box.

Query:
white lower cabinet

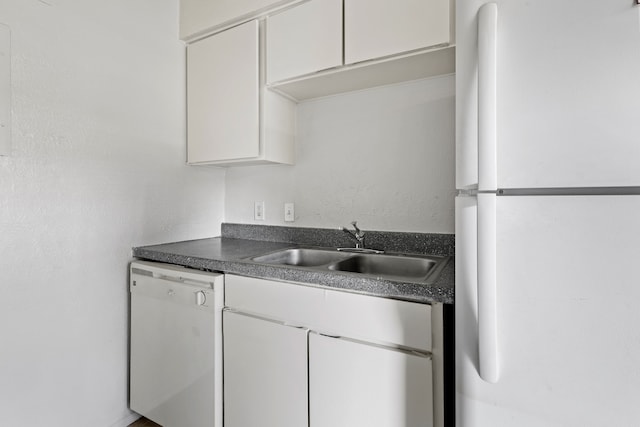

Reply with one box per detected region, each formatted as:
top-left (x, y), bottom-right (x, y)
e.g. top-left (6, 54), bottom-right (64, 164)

top-left (309, 332), bottom-right (433, 427)
top-left (222, 311), bottom-right (308, 427)
top-left (223, 274), bottom-right (443, 427)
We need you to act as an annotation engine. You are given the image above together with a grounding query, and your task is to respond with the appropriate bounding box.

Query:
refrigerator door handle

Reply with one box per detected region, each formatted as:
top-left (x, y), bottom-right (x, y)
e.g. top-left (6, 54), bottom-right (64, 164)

top-left (478, 2), bottom-right (498, 192)
top-left (476, 1), bottom-right (499, 384)
top-left (477, 193), bottom-right (499, 383)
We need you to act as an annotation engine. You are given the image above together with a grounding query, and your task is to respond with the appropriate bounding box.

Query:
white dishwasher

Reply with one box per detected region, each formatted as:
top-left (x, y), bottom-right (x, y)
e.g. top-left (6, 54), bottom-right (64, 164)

top-left (129, 261), bottom-right (224, 427)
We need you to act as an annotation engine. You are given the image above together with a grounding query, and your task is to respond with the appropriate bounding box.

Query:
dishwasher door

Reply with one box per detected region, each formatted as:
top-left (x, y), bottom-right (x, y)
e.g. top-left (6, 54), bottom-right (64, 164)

top-left (129, 261), bottom-right (224, 427)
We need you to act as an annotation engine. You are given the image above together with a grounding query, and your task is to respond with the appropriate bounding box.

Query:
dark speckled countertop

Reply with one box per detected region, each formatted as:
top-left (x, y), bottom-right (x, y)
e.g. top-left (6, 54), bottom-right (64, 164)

top-left (132, 223), bottom-right (455, 304)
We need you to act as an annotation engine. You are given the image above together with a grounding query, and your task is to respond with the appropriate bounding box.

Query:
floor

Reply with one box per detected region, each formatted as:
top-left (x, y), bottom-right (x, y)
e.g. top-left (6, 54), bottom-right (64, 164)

top-left (127, 417), bottom-right (161, 427)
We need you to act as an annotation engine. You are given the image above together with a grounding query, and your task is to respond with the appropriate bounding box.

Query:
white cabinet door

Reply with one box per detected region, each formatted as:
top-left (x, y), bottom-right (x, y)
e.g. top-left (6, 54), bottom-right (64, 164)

top-left (344, 0), bottom-right (450, 64)
top-left (266, 0), bottom-right (343, 83)
top-left (309, 333), bottom-right (434, 427)
top-left (187, 20), bottom-right (260, 164)
top-left (223, 311), bottom-right (308, 427)
top-left (180, 0), bottom-right (290, 40)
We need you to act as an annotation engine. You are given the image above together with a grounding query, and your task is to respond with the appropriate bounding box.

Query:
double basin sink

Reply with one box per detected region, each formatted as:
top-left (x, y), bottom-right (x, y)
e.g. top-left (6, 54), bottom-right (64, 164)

top-left (249, 247), bottom-right (449, 285)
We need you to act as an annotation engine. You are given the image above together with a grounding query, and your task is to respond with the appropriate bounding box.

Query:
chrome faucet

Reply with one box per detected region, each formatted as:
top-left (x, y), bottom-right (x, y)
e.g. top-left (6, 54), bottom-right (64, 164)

top-left (341, 221), bottom-right (366, 249)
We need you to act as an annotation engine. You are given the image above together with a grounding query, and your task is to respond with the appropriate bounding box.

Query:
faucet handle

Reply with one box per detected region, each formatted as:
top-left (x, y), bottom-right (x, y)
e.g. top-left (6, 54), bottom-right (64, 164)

top-left (340, 221), bottom-right (365, 248)
top-left (351, 221), bottom-right (364, 239)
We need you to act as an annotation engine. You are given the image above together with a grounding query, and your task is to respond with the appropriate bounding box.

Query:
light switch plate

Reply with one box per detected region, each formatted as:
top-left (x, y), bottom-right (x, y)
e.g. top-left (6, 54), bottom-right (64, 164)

top-left (284, 203), bottom-right (295, 222)
top-left (254, 201), bottom-right (265, 220)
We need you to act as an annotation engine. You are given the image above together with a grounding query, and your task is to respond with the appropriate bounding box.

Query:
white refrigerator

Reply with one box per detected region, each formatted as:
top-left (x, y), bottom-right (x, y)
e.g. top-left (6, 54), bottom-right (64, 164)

top-left (455, 0), bottom-right (640, 425)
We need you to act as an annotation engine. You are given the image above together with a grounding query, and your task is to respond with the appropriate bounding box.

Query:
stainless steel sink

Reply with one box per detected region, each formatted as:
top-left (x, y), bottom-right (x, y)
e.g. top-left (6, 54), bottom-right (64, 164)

top-left (251, 247), bottom-right (449, 284)
top-left (328, 254), bottom-right (438, 281)
top-left (251, 248), bottom-right (353, 267)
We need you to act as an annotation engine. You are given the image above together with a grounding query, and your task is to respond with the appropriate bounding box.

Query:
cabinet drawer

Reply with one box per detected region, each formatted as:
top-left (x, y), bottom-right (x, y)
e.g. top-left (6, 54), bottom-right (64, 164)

top-left (225, 274), bottom-right (432, 351)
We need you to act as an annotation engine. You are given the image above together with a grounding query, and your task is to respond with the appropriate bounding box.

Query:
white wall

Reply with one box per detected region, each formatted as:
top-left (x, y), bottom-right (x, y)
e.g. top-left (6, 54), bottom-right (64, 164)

top-left (0, 1), bottom-right (225, 426)
top-left (225, 76), bottom-right (456, 233)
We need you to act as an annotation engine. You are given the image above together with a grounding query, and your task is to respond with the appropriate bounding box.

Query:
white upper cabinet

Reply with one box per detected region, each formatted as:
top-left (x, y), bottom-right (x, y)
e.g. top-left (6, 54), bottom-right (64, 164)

top-left (187, 21), bottom-right (260, 163)
top-left (266, 0), bottom-right (343, 84)
top-left (344, 0), bottom-right (451, 64)
top-left (182, 0), bottom-right (454, 105)
top-left (181, 0), bottom-right (454, 166)
top-left (180, 0), bottom-right (294, 40)
top-left (267, 0), bottom-right (454, 101)
top-left (187, 20), bottom-right (295, 166)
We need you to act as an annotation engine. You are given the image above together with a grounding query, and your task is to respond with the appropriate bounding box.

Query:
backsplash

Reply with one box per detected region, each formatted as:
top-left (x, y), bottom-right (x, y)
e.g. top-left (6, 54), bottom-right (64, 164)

top-left (221, 223), bottom-right (455, 257)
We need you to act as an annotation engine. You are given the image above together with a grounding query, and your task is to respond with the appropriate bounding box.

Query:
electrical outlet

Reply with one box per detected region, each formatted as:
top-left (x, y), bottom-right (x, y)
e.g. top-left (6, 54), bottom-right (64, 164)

top-left (284, 203), bottom-right (295, 222)
top-left (254, 201), bottom-right (265, 220)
